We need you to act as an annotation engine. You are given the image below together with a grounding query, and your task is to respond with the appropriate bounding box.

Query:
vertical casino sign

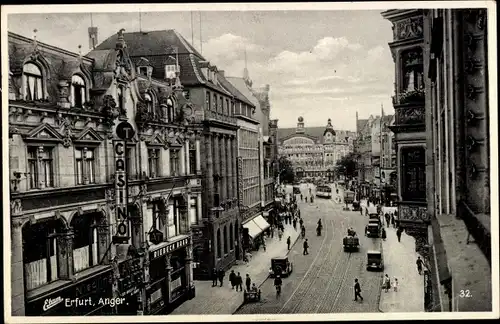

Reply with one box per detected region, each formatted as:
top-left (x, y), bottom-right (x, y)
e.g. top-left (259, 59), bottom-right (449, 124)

top-left (113, 121), bottom-right (135, 244)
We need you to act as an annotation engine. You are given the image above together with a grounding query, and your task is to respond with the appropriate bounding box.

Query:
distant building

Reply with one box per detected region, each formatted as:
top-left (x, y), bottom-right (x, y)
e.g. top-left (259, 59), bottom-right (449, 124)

top-left (277, 117), bottom-right (355, 180)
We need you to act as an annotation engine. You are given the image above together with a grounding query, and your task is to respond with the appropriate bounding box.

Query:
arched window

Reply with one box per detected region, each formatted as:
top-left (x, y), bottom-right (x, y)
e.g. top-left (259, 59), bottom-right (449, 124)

top-left (22, 219), bottom-right (65, 290)
top-left (216, 228), bottom-right (221, 258)
top-left (71, 212), bottom-right (101, 273)
top-left (229, 223), bottom-right (234, 250)
top-left (23, 62), bottom-right (43, 101)
top-left (223, 226), bottom-right (228, 254)
top-left (144, 93), bottom-right (154, 114)
top-left (71, 74), bottom-right (86, 108)
top-left (165, 97), bottom-right (175, 123)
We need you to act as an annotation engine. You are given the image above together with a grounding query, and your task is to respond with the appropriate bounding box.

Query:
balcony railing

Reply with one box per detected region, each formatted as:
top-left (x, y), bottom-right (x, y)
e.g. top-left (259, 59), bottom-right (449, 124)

top-left (392, 88), bottom-right (425, 106)
top-left (204, 110), bottom-right (237, 125)
top-left (394, 105), bottom-right (426, 126)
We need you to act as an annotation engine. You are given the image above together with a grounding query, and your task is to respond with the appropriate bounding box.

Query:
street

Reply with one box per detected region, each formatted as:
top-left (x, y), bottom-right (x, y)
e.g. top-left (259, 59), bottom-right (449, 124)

top-left (235, 184), bottom-right (383, 314)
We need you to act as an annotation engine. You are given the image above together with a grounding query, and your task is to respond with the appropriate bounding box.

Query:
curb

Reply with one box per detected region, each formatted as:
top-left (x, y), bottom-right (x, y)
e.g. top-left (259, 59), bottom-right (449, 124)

top-left (232, 230), bottom-right (300, 314)
top-left (378, 234), bottom-right (385, 313)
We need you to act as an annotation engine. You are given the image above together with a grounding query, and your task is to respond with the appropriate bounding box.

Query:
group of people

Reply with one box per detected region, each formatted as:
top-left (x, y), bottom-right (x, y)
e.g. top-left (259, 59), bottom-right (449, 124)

top-left (383, 274), bottom-right (399, 293)
top-left (213, 269), bottom-right (259, 293)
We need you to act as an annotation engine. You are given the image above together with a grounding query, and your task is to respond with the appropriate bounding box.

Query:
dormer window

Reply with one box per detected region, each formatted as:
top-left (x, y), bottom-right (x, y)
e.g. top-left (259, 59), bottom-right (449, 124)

top-left (138, 66), bottom-right (149, 76)
top-left (71, 75), bottom-right (86, 108)
top-left (165, 64), bottom-right (178, 79)
top-left (23, 62), bottom-right (44, 101)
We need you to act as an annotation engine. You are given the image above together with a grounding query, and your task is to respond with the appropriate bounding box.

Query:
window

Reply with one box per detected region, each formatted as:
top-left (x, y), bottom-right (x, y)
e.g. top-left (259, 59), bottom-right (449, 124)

top-left (149, 201), bottom-right (165, 237)
top-left (148, 148), bottom-right (160, 178)
top-left (23, 62), bottom-right (43, 101)
top-left (231, 101), bottom-right (235, 115)
top-left (28, 146), bottom-right (54, 189)
top-left (75, 147), bottom-right (96, 185)
top-left (138, 66), bottom-right (148, 76)
top-left (71, 75), bottom-right (86, 108)
top-left (165, 64), bottom-right (177, 79)
top-left (183, 90), bottom-right (190, 100)
top-left (172, 198), bottom-right (181, 236)
top-left (145, 93), bottom-right (154, 114)
top-left (189, 142), bottom-right (196, 175)
top-left (117, 86), bottom-right (125, 113)
top-left (225, 99), bottom-right (229, 115)
top-left (212, 94), bottom-right (217, 111)
top-left (206, 91), bottom-right (211, 109)
top-left (401, 147), bottom-right (426, 201)
top-left (223, 226), bottom-right (228, 255)
top-left (229, 224), bottom-right (234, 250)
top-left (219, 96), bottom-right (223, 113)
top-left (164, 97), bottom-right (175, 123)
top-left (170, 149), bottom-right (180, 176)
top-left (216, 228), bottom-right (221, 258)
top-left (22, 220), bottom-right (62, 290)
top-left (72, 213), bottom-right (100, 273)
top-left (189, 197), bottom-right (198, 225)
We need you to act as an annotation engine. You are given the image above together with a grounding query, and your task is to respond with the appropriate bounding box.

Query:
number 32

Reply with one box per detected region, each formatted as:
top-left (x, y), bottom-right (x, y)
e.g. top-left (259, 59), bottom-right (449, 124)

top-left (459, 289), bottom-right (472, 298)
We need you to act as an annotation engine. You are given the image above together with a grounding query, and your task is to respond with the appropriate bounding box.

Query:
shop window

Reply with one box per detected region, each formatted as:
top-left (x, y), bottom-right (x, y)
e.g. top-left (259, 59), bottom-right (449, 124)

top-left (72, 212), bottom-right (100, 273)
top-left (22, 219), bottom-right (64, 290)
top-left (75, 147), bottom-right (96, 185)
top-left (216, 228), bottom-right (221, 258)
top-left (71, 74), bottom-right (86, 108)
top-left (170, 149), bottom-right (180, 176)
top-left (23, 62), bottom-right (44, 101)
top-left (229, 224), bottom-right (234, 250)
top-left (27, 146), bottom-right (54, 189)
top-left (148, 148), bottom-right (160, 178)
top-left (223, 226), bottom-right (228, 255)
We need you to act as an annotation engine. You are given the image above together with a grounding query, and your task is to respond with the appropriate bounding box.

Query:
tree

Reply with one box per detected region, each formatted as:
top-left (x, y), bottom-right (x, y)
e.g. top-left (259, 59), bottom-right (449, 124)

top-left (334, 152), bottom-right (357, 180)
top-left (277, 155), bottom-right (295, 184)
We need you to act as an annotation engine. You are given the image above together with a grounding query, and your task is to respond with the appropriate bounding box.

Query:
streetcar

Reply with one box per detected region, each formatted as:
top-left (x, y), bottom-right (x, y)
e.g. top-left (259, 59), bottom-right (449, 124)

top-left (316, 185), bottom-right (332, 198)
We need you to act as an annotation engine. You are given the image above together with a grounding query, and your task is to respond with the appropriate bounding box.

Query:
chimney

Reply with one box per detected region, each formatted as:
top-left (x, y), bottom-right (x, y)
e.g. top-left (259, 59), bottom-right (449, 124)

top-left (88, 27), bottom-right (98, 50)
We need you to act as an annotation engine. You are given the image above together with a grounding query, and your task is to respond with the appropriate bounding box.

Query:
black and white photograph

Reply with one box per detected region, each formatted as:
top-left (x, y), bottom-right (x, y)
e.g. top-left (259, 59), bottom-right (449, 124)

top-left (1, 2), bottom-right (498, 322)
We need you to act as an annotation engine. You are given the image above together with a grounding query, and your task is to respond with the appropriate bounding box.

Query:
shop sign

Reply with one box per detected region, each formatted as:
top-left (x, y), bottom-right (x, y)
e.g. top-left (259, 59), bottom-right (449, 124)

top-left (150, 237), bottom-right (190, 260)
top-left (118, 257), bottom-right (143, 295)
top-left (114, 140), bottom-right (129, 243)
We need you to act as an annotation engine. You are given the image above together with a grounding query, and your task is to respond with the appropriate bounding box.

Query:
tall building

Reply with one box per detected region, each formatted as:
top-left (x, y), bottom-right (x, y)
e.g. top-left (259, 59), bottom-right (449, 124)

top-left (8, 29), bottom-right (200, 316)
top-left (382, 8), bottom-right (492, 312)
top-left (95, 29), bottom-right (240, 279)
top-left (277, 117), bottom-right (355, 180)
top-left (355, 114), bottom-right (375, 196)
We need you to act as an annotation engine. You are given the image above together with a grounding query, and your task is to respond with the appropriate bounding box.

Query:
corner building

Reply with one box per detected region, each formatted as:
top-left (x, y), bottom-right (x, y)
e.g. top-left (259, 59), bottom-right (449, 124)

top-left (9, 29), bottom-right (200, 316)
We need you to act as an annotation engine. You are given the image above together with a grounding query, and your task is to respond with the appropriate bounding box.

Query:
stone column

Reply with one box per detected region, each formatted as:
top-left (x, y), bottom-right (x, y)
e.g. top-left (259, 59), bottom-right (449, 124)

top-left (221, 135), bottom-right (227, 203)
top-left (213, 134), bottom-right (220, 198)
top-left (185, 244), bottom-right (194, 297)
top-left (185, 140), bottom-right (191, 175)
top-left (232, 137), bottom-right (238, 202)
top-left (197, 194), bottom-right (202, 222)
top-left (165, 254), bottom-right (172, 303)
top-left (227, 136), bottom-right (233, 202)
top-left (97, 223), bottom-right (110, 264)
top-left (11, 218), bottom-right (26, 316)
top-left (195, 137), bottom-right (201, 175)
top-left (205, 134), bottom-right (214, 211)
top-left (180, 146), bottom-right (186, 175)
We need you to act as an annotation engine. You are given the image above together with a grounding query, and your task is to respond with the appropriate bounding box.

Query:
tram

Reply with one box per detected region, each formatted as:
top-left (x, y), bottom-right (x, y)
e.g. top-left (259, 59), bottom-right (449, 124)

top-left (316, 185), bottom-right (332, 198)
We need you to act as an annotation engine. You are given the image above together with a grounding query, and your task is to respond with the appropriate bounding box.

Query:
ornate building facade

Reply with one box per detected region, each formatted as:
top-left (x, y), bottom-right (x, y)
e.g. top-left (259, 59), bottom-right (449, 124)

top-left (277, 117), bottom-right (355, 180)
top-left (382, 7), bottom-right (492, 312)
top-left (8, 30), bottom-right (200, 316)
top-left (95, 29), bottom-right (240, 279)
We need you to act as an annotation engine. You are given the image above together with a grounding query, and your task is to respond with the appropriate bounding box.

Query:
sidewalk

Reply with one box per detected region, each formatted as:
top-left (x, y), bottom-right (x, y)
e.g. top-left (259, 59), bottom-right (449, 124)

top-left (171, 223), bottom-right (300, 314)
top-left (379, 226), bottom-right (425, 312)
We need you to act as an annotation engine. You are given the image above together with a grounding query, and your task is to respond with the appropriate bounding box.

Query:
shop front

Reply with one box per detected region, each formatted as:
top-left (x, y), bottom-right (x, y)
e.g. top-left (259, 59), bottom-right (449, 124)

top-left (25, 267), bottom-right (114, 316)
top-left (242, 214), bottom-right (271, 251)
top-left (146, 236), bottom-right (194, 315)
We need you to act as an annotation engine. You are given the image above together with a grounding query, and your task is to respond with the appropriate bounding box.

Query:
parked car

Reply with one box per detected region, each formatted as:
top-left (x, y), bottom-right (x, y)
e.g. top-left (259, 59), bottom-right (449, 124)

top-left (366, 250), bottom-right (384, 271)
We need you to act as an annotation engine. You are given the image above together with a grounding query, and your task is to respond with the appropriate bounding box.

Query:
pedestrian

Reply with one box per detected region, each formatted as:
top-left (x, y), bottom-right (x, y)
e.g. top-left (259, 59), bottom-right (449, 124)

top-left (303, 238), bottom-right (309, 255)
top-left (393, 278), bottom-right (399, 292)
top-left (305, 196), bottom-right (308, 203)
top-left (353, 278), bottom-right (364, 301)
top-left (416, 256), bottom-right (424, 275)
top-left (396, 227), bottom-right (402, 242)
top-left (245, 274), bottom-right (251, 292)
top-left (287, 236), bottom-right (291, 250)
top-left (218, 268), bottom-right (225, 287)
top-left (300, 194), bottom-right (303, 201)
top-left (385, 213), bottom-right (390, 227)
top-left (262, 239), bottom-right (267, 252)
top-left (278, 229), bottom-right (283, 241)
top-left (383, 274), bottom-right (390, 293)
top-left (229, 270), bottom-right (236, 289)
top-left (293, 218), bottom-right (297, 230)
top-left (381, 227), bottom-right (386, 240)
top-left (211, 268), bottom-right (218, 287)
top-left (235, 272), bottom-right (243, 291)
top-left (299, 218), bottom-right (304, 228)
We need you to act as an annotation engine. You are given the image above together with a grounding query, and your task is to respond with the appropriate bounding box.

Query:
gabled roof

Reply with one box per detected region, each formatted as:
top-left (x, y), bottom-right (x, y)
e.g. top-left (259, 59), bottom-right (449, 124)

top-left (219, 74), bottom-right (254, 107)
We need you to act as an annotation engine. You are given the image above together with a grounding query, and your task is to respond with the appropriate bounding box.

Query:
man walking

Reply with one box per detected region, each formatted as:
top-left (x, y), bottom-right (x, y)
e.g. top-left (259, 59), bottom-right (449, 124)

top-left (287, 236), bottom-right (291, 250)
top-left (416, 256), bottom-right (424, 275)
top-left (229, 270), bottom-right (236, 289)
top-left (211, 268), bottom-right (218, 287)
top-left (218, 268), bottom-right (225, 287)
top-left (396, 227), bottom-right (402, 242)
top-left (293, 217), bottom-right (297, 230)
top-left (235, 272), bottom-right (243, 291)
top-left (354, 278), bottom-right (364, 301)
top-left (245, 274), bottom-right (252, 292)
top-left (303, 238), bottom-right (309, 255)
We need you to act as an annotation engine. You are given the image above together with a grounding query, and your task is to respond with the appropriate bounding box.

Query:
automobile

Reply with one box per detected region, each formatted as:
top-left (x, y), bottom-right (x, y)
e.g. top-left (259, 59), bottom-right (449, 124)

top-left (270, 256), bottom-right (293, 278)
top-left (343, 235), bottom-right (360, 252)
top-left (292, 185), bottom-right (301, 195)
top-left (243, 289), bottom-right (261, 303)
top-left (365, 221), bottom-right (381, 238)
top-left (352, 201), bottom-right (361, 211)
top-left (366, 250), bottom-right (384, 271)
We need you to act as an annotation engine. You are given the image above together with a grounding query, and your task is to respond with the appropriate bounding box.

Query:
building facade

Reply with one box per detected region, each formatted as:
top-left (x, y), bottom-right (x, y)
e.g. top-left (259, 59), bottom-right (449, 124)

top-left (95, 29), bottom-right (241, 280)
top-left (382, 7), bottom-right (492, 312)
top-left (8, 30), bottom-right (200, 316)
top-left (277, 117), bottom-right (355, 180)
top-left (355, 114), bottom-right (374, 196)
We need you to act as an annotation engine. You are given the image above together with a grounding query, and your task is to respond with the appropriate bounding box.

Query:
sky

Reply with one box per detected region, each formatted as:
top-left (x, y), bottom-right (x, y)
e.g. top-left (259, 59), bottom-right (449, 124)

top-left (7, 7), bottom-right (396, 131)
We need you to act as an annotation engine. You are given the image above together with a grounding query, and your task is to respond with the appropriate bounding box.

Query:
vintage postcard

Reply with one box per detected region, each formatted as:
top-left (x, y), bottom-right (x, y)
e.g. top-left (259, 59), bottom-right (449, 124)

top-left (2, 1), bottom-right (498, 323)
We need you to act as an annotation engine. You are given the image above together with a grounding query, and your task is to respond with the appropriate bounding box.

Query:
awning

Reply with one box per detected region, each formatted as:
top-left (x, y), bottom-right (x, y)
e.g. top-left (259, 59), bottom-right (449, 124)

top-left (242, 220), bottom-right (263, 239)
top-left (253, 215), bottom-right (270, 232)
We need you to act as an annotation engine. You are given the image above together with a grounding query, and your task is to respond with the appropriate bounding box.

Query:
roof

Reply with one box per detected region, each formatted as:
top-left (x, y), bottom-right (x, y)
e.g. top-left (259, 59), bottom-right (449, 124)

top-left (217, 73), bottom-right (255, 107)
top-left (94, 29), bottom-right (204, 58)
top-left (278, 127), bottom-right (355, 144)
top-left (226, 77), bottom-right (260, 108)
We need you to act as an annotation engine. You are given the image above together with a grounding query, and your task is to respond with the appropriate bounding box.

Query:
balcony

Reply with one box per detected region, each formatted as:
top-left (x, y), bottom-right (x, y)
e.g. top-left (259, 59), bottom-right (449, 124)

top-left (391, 90), bottom-right (426, 133)
top-left (204, 110), bottom-right (237, 125)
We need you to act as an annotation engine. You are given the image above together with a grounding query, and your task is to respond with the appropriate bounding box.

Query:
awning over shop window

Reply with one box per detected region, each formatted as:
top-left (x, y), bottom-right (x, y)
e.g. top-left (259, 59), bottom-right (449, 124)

top-left (253, 215), bottom-right (270, 232)
top-left (242, 220), bottom-right (262, 239)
